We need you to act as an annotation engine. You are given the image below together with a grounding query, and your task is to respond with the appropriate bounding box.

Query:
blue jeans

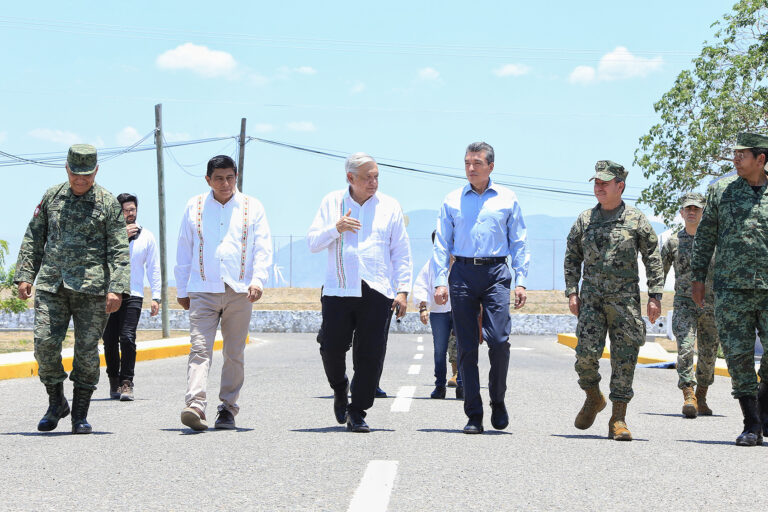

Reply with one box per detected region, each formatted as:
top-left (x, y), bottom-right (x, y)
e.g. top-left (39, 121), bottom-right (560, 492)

top-left (430, 312), bottom-right (462, 387)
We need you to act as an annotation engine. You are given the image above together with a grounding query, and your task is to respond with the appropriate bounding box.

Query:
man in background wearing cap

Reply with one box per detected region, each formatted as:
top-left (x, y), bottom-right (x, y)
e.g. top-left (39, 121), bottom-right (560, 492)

top-left (661, 193), bottom-right (720, 418)
top-left (14, 144), bottom-right (130, 434)
top-left (692, 132), bottom-right (768, 446)
top-left (565, 160), bottom-right (663, 441)
top-left (433, 142), bottom-right (529, 434)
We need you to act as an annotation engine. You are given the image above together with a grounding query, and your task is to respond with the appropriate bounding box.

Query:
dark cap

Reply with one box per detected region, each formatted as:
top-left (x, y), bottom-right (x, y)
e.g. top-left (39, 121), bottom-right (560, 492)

top-left (589, 160), bottom-right (627, 182)
top-left (67, 144), bottom-right (98, 175)
top-left (680, 192), bottom-right (705, 209)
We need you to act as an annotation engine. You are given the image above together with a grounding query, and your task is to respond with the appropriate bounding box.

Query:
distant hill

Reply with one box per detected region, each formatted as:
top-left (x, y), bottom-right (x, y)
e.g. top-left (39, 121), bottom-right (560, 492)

top-left (266, 209), bottom-right (667, 291)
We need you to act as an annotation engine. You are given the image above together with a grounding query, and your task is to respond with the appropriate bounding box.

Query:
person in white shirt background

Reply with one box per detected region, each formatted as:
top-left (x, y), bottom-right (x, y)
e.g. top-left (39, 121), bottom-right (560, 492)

top-left (101, 192), bottom-right (161, 402)
top-left (413, 231), bottom-right (463, 400)
top-left (307, 152), bottom-right (412, 433)
top-left (174, 155), bottom-right (272, 431)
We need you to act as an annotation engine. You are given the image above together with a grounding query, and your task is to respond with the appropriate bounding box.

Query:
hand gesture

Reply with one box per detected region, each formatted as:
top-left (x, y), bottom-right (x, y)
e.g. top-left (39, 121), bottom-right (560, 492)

top-left (336, 208), bottom-right (361, 234)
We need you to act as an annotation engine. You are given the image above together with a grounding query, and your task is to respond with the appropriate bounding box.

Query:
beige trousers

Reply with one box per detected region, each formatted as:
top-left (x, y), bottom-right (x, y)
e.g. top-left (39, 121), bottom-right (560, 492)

top-left (185, 285), bottom-right (253, 415)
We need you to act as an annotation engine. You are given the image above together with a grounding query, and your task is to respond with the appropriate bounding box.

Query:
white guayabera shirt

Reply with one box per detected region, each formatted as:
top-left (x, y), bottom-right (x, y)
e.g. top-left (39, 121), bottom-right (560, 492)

top-left (175, 191), bottom-right (273, 298)
top-left (129, 227), bottom-right (161, 299)
top-left (307, 189), bottom-right (412, 298)
top-left (412, 259), bottom-right (451, 313)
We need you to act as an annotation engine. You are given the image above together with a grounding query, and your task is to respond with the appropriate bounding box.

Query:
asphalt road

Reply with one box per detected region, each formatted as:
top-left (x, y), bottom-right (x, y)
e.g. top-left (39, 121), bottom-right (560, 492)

top-left (0, 333), bottom-right (764, 511)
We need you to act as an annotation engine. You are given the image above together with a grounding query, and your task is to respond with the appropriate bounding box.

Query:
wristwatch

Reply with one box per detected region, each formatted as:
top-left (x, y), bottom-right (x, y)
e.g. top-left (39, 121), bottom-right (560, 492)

top-left (648, 293), bottom-right (662, 301)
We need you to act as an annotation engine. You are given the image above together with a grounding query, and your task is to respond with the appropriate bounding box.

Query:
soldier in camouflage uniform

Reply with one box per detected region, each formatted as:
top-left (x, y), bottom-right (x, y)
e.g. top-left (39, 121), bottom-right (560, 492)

top-left (661, 193), bottom-right (720, 419)
top-left (14, 144), bottom-right (130, 434)
top-left (692, 132), bottom-right (768, 447)
top-left (564, 160), bottom-right (664, 441)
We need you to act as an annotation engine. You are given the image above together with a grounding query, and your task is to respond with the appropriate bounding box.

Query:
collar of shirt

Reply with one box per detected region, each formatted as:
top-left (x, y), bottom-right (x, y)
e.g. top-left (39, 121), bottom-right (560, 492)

top-left (205, 189), bottom-right (244, 209)
top-left (344, 187), bottom-right (379, 208)
top-left (462, 179), bottom-right (498, 198)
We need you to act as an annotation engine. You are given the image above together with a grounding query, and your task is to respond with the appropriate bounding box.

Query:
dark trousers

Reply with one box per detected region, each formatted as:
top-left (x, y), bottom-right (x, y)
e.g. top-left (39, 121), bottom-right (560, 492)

top-left (102, 296), bottom-right (143, 382)
top-left (319, 281), bottom-right (393, 415)
top-left (430, 312), bottom-right (462, 387)
top-left (449, 261), bottom-right (512, 420)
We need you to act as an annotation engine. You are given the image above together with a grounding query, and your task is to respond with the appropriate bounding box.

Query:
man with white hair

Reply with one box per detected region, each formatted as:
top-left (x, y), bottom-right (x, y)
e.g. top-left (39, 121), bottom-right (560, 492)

top-left (307, 152), bottom-right (412, 432)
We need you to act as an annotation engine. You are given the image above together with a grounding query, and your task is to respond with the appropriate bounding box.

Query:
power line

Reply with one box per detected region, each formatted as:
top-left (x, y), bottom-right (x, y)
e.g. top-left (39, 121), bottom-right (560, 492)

top-left (249, 137), bottom-right (639, 201)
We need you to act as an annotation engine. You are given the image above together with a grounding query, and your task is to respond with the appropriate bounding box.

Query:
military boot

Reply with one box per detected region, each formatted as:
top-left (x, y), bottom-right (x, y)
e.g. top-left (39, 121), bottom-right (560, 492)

top-left (682, 386), bottom-right (698, 418)
top-left (758, 382), bottom-right (768, 436)
top-left (735, 395), bottom-right (763, 447)
top-left (37, 382), bottom-right (70, 432)
top-left (108, 376), bottom-right (120, 400)
top-left (447, 363), bottom-right (458, 388)
top-left (608, 401), bottom-right (632, 441)
top-left (695, 385), bottom-right (713, 416)
top-left (71, 387), bottom-right (94, 434)
top-left (574, 385), bottom-right (606, 430)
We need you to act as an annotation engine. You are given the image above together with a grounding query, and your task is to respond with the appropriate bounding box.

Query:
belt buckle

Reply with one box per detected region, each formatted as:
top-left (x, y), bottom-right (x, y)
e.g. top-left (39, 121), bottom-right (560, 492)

top-left (473, 257), bottom-right (483, 265)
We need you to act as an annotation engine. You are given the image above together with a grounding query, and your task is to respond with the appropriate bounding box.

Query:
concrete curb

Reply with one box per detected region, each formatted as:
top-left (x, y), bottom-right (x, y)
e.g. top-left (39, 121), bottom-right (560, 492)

top-left (556, 333), bottom-right (732, 377)
top-left (0, 332), bottom-right (247, 381)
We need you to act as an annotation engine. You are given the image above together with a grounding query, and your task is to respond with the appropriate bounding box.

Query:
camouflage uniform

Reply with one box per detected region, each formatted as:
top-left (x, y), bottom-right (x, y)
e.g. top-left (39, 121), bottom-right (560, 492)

top-left (14, 181), bottom-right (129, 390)
top-left (661, 228), bottom-right (719, 389)
top-left (692, 173), bottom-right (768, 398)
top-left (565, 199), bottom-right (664, 403)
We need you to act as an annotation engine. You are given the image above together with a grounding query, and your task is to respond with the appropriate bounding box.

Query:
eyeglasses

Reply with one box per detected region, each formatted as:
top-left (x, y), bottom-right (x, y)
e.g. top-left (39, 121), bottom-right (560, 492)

top-left (122, 207), bottom-right (137, 213)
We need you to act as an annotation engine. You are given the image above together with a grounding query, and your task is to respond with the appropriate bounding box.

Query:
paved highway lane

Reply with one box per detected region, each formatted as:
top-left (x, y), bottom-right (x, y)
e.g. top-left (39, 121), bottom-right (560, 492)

top-left (0, 333), bottom-right (764, 511)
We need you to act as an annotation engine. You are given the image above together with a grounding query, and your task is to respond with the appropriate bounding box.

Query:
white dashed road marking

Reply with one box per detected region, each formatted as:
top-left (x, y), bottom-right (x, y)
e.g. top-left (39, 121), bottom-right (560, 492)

top-left (408, 364), bottom-right (421, 375)
top-left (390, 386), bottom-right (416, 412)
top-left (348, 460), bottom-right (399, 512)
top-left (413, 353), bottom-right (423, 360)
top-left (417, 336), bottom-right (423, 343)
top-left (510, 347), bottom-right (534, 351)
top-left (417, 345), bottom-right (424, 351)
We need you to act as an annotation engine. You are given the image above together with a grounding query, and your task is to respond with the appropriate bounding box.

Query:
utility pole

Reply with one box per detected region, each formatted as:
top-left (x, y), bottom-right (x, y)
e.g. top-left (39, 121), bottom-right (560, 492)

top-left (237, 118), bottom-right (246, 191)
top-left (154, 104), bottom-right (170, 338)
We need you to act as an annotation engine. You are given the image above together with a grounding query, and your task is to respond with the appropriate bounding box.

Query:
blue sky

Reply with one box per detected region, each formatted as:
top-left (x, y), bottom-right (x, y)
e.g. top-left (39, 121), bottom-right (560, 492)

top-left (0, 1), bottom-right (737, 267)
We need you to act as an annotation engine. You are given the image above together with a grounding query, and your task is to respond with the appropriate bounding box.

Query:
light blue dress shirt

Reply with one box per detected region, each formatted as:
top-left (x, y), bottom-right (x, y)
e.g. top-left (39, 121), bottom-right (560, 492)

top-left (433, 179), bottom-right (530, 288)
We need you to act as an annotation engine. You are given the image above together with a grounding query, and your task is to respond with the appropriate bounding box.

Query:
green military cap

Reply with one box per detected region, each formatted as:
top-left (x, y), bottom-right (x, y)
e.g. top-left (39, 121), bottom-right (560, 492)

top-left (680, 192), bottom-right (705, 209)
top-left (589, 160), bottom-right (627, 182)
top-left (733, 132), bottom-right (768, 150)
top-left (67, 144), bottom-right (98, 175)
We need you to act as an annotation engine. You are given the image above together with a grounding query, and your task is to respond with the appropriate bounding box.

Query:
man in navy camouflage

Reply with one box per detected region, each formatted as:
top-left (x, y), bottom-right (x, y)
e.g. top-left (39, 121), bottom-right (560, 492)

top-left (692, 132), bottom-right (768, 446)
top-left (564, 160), bottom-right (664, 441)
top-left (14, 144), bottom-right (130, 434)
top-left (661, 192), bottom-right (720, 419)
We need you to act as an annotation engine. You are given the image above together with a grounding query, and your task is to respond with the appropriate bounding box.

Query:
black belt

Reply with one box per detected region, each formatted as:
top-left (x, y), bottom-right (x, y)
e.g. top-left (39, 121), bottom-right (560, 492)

top-left (455, 256), bottom-right (507, 265)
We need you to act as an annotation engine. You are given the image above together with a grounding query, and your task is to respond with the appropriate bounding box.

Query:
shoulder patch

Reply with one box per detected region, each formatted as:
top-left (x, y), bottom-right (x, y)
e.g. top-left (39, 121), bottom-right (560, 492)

top-left (33, 201), bottom-right (42, 217)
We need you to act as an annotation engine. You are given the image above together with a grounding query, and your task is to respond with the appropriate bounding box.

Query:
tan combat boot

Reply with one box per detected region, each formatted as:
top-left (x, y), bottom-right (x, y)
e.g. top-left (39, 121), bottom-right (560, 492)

top-left (682, 386), bottom-right (698, 418)
top-left (696, 386), bottom-right (713, 416)
top-left (608, 401), bottom-right (632, 441)
top-left (447, 362), bottom-right (458, 388)
top-left (574, 386), bottom-right (607, 430)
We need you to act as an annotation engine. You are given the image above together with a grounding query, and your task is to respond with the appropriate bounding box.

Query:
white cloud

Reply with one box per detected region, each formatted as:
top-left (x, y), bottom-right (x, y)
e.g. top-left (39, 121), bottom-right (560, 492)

top-left (286, 121), bottom-right (316, 132)
top-left (493, 63), bottom-right (530, 77)
top-left (418, 67), bottom-right (440, 81)
top-left (569, 65), bottom-right (597, 85)
top-left (569, 46), bottom-right (663, 85)
top-left (249, 73), bottom-right (270, 86)
top-left (350, 81), bottom-right (365, 94)
top-left (156, 43), bottom-right (238, 78)
top-left (251, 123), bottom-right (274, 133)
top-left (116, 126), bottom-right (141, 146)
top-left (293, 66), bottom-right (317, 75)
top-left (29, 129), bottom-right (82, 146)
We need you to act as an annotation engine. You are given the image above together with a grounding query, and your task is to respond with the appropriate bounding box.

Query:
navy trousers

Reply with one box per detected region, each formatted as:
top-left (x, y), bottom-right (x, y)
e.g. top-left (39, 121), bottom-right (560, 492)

top-left (449, 261), bottom-right (512, 420)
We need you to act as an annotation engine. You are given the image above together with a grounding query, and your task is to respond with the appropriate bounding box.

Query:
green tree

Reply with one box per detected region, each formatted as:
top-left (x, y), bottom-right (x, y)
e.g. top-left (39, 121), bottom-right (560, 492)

top-left (0, 240), bottom-right (28, 313)
top-left (635, 0), bottom-right (768, 223)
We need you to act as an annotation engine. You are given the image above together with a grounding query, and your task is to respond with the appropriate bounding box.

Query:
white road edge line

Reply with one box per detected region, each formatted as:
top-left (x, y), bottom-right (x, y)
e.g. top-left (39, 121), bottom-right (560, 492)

top-left (390, 386), bottom-right (416, 412)
top-left (408, 364), bottom-right (421, 375)
top-left (348, 460), bottom-right (399, 512)
top-left (413, 353), bottom-right (423, 360)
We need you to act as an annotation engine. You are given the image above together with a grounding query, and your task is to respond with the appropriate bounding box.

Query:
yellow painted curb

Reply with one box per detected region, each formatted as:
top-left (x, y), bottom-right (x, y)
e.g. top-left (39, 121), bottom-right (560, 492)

top-left (556, 333), bottom-right (732, 378)
top-left (0, 335), bottom-right (249, 381)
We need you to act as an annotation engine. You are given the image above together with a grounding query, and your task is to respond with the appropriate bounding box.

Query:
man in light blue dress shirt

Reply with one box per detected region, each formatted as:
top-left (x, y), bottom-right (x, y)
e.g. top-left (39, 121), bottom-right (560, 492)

top-left (433, 142), bottom-right (530, 434)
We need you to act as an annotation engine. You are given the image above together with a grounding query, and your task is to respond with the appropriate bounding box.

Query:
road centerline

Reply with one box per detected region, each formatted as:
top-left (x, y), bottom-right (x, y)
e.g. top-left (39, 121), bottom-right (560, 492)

top-left (347, 460), bottom-right (399, 512)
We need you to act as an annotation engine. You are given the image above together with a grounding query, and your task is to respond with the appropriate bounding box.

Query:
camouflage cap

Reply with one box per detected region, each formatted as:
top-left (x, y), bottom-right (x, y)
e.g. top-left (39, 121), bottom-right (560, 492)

top-left (67, 144), bottom-right (98, 175)
top-left (589, 160), bottom-right (627, 182)
top-left (733, 132), bottom-right (768, 150)
top-left (680, 192), bottom-right (705, 209)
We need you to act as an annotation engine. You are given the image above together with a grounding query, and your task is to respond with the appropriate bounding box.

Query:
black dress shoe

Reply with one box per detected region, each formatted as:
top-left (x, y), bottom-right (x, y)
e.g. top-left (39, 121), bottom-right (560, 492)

top-left (430, 386), bottom-right (446, 399)
top-left (463, 418), bottom-right (483, 434)
top-left (346, 410), bottom-right (370, 433)
top-left (375, 387), bottom-right (387, 399)
top-left (334, 380), bottom-right (349, 424)
top-left (490, 401), bottom-right (509, 430)
top-left (455, 386), bottom-right (464, 400)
